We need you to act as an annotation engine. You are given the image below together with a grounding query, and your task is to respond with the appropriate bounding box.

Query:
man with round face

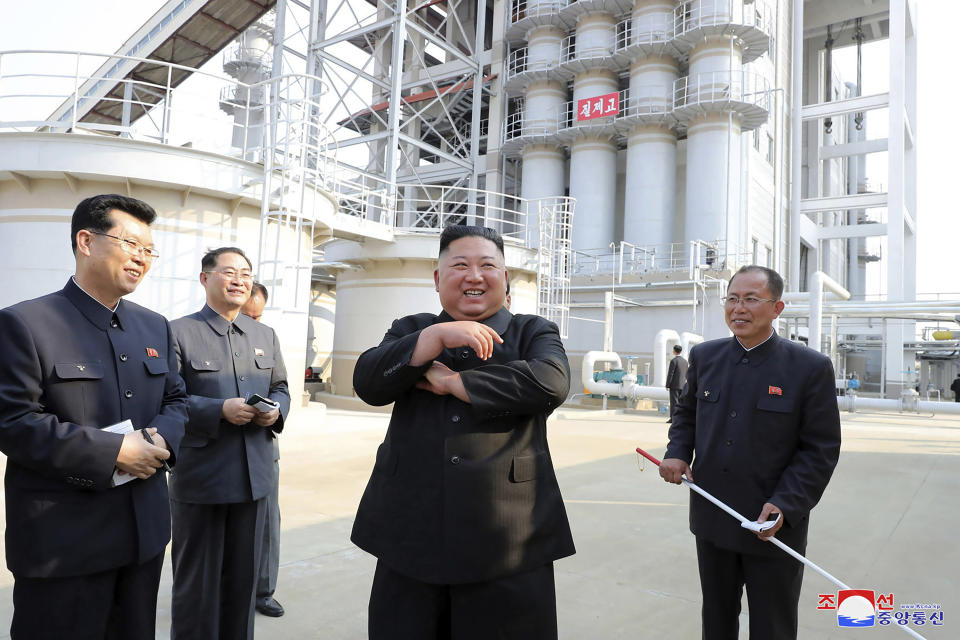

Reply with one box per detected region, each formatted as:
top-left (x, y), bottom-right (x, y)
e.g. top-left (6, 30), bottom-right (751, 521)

top-left (351, 225), bottom-right (575, 640)
top-left (169, 248), bottom-right (291, 639)
top-left (659, 265), bottom-right (841, 640)
top-left (0, 194), bottom-right (186, 639)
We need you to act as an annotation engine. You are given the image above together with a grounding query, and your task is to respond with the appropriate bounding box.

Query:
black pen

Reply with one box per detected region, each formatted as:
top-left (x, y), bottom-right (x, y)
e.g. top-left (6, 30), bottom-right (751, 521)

top-left (141, 428), bottom-right (171, 472)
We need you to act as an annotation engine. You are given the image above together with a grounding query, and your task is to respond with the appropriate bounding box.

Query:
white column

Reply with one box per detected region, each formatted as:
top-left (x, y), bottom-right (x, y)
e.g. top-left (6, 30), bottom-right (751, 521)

top-left (569, 68), bottom-right (618, 250)
top-left (683, 36), bottom-right (744, 256)
top-left (623, 53), bottom-right (678, 248)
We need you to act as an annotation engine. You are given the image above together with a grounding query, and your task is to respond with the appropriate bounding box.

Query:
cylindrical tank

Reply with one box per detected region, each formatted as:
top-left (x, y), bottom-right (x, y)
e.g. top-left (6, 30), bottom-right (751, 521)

top-left (632, 0), bottom-right (674, 40)
top-left (524, 79), bottom-right (566, 135)
top-left (527, 25), bottom-right (564, 70)
top-left (684, 112), bottom-right (742, 247)
top-left (683, 35), bottom-right (744, 252)
top-left (575, 13), bottom-right (617, 58)
top-left (569, 69), bottom-right (618, 250)
top-left (624, 124), bottom-right (676, 248)
top-left (521, 143), bottom-right (567, 246)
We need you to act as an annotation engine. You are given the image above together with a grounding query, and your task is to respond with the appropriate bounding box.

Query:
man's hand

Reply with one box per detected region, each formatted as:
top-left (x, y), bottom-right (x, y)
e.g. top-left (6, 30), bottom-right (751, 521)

top-left (659, 458), bottom-right (693, 484)
top-left (253, 407), bottom-right (280, 428)
top-left (415, 361), bottom-right (470, 403)
top-left (410, 321), bottom-right (503, 366)
top-left (755, 502), bottom-right (784, 540)
top-left (116, 427), bottom-right (170, 479)
top-left (222, 397), bottom-right (257, 425)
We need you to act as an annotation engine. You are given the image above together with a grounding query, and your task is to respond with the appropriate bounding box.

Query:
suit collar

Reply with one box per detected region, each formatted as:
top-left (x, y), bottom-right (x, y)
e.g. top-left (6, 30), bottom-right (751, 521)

top-left (729, 331), bottom-right (779, 366)
top-left (199, 304), bottom-right (246, 336)
top-left (63, 277), bottom-right (125, 331)
top-left (437, 306), bottom-right (512, 335)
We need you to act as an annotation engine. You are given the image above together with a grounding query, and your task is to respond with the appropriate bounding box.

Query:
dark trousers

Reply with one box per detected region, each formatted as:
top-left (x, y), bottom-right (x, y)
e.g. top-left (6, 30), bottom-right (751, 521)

top-left (11, 552), bottom-right (164, 640)
top-left (696, 538), bottom-right (804, 640)
top-left (171, 498), bottom-right (266, 640)
top-left (669, 388), bottom-right (682, 418)
top-left (369, 560), bottom-right (558, 640)
top-left (257, 455), bottom-right (281, 599)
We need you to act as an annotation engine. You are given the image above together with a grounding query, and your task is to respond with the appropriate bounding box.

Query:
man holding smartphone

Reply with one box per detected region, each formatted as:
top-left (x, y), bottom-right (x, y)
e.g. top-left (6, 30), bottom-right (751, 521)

top-left (169, 247), bottom-right (290, 639)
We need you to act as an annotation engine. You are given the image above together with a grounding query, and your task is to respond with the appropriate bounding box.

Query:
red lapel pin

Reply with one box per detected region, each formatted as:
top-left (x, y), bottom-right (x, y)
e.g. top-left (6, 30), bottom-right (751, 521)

top-left (146, 347), bottom-right (159, 358)
top-left (768, 385), bottom-right (782, 396)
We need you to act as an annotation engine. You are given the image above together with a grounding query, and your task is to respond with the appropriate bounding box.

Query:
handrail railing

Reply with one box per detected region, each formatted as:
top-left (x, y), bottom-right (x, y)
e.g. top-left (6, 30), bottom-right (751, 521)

top-left (674, 0), bottom-right (772, 38)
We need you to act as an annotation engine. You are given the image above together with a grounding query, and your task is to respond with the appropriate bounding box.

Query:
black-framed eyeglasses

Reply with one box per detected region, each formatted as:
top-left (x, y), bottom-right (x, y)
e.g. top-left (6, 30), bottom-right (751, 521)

top-left (204, 268), bottom-right (256, 282)
top-left (90, 231), bottom-right (160, 260)
top-left (723, 295), bottom-right (777, 308)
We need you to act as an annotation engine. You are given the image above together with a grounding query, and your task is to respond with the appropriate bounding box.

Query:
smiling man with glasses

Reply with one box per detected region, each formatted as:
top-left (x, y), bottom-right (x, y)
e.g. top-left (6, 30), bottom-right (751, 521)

top-left (169, 246), bottom-right (290, 640)
top-left (659, 264), bottom-right (841, 640)
top-left (0, 194), bottom-right (186, 639)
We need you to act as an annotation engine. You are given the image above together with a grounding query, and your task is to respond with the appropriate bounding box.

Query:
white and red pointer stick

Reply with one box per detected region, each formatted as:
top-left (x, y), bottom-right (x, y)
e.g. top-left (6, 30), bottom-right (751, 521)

top-left (636, 447), bottom-right (927, 640)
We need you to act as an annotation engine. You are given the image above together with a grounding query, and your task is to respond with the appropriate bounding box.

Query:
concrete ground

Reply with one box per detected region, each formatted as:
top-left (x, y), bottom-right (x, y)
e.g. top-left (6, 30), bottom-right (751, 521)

top-left (0, 402), bottom-right (957, 639)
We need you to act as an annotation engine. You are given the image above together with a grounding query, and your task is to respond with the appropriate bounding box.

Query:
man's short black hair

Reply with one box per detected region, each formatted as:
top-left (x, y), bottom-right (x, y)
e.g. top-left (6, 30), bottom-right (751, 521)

top-left (250, 282), bottom-right (269, 302)
top-left (201, 247), bottom-right (253, 271)
top-left (438, 225), bottom-right (504, 258)
top-left (728, 265), bottom-right (784, 300)
top-left (71, 194), bottom-right (157, 253)
top-left (673, 345), bottom-right (682, 354)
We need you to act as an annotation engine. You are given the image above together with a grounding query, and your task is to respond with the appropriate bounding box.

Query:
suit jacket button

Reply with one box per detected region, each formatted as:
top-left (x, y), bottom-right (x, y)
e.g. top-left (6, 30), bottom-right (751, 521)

top-left (450, 455), bottom-right (461, 465)
top-left (451, 415), bottom-right (460, 423)
top-left (729, 410), bottom-right (737, 418)
top-left (119, 353), bottom-right (128, 362)
top-left (460, 351), bottom-right (469, 359)
top-left (240, 375), bottom-right (247, 381)
top-left (124, 390), bottom-right (134, 398)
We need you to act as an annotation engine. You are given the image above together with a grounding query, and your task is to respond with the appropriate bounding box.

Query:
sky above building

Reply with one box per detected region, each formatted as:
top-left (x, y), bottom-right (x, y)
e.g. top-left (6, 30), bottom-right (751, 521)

top-left (1, 0), bottom-right (956, 297)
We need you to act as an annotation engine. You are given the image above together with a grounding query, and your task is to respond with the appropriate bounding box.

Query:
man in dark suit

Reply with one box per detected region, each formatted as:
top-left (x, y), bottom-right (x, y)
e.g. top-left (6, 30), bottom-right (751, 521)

top-left (170, 248), bottom-right (290, 639)
top-left (242, 282), bottom-right (285, 618)
top-left (0, 194), bottom-right (186, 639)
top-left (352, 225), bottom-right (575, 640)
top-left (950, 373), bottom-right (960, 402)
top-left (665, 344), bottom-right (688, 422)
top-left (660, 265), bottom-right (841, 640)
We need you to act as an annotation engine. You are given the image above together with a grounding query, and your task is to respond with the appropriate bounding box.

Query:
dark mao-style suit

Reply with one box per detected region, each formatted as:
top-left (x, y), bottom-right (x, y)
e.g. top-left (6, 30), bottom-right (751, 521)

top-left (665, 353), bottom-right (688, 418)
top-left (351, 307), bottom-right (575, 638)
top-left (665, 332), bottom-right (841, 639)
top-left (169, 305), bottom-right (290, 640)
top-left (0, 278), bottom-right (187, 639)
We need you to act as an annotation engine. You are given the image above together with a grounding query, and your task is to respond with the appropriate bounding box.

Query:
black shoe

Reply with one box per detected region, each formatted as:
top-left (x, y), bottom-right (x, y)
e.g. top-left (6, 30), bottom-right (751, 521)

top-left (256, 596), bottom-right (285, 617)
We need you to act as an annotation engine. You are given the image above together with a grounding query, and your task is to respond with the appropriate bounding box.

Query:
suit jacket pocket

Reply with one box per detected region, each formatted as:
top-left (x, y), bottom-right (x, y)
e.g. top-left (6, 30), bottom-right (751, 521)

top-left (510, 452), bottom-right (547, 483)
top-left (144, 359), bottom-right (169, 375)
top-left (189, 359), bottom-right (222, 372)
top-left (54, 362), bottom-right (104, 380)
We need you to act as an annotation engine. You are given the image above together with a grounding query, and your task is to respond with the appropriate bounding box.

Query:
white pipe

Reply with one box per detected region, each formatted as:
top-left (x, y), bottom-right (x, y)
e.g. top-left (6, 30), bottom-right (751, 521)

top-left (581, 351), bottom-right (670, 402)
top-left (836, 395), bottom-right (960, 415)
top-left (679, 331), bottom-right (704, 359)
top-left (581, 351), bottom-right (622, 395)
top-left (653, 329), bottom-right (681, 386)
top-left (789, 0), bottom-right (803, 289)
top-left (603, 291), bottom-right (614, 352)
top-left (809, 271), bottom-right (852, 353)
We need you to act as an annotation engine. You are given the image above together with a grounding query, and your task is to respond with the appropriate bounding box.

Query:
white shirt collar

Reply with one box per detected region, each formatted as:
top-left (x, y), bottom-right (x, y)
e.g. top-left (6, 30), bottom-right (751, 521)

top-left (736, 328), bottom-right (775, 352)
top-left (72, 276), bottom-right (120, 313)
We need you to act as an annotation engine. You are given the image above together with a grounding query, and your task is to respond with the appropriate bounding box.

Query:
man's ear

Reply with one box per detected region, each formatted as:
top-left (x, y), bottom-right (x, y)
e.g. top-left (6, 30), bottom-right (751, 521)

top-left (773, 300), bottom-right (786, 317)
top-left (75, 230), bottom-right (93, 257)
top-left (199, 272), bottom-right (209, 286)
top-left (434, 268), bottom-right (440, 292)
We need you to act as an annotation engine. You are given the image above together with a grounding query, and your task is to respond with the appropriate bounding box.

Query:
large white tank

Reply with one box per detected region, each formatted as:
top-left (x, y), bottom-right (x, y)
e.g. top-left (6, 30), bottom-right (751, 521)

top-left (569, 69), bottom-right (618, 250)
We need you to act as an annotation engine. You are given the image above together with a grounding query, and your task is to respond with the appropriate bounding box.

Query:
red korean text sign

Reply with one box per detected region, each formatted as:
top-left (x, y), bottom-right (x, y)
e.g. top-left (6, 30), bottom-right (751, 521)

top-left (577, 92), bottom-right (619, 121)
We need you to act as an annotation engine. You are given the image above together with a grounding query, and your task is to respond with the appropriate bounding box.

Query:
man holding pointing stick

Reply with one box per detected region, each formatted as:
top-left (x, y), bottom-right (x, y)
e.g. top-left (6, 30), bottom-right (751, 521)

top-left (660, 265), bottom-right (841, 640)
